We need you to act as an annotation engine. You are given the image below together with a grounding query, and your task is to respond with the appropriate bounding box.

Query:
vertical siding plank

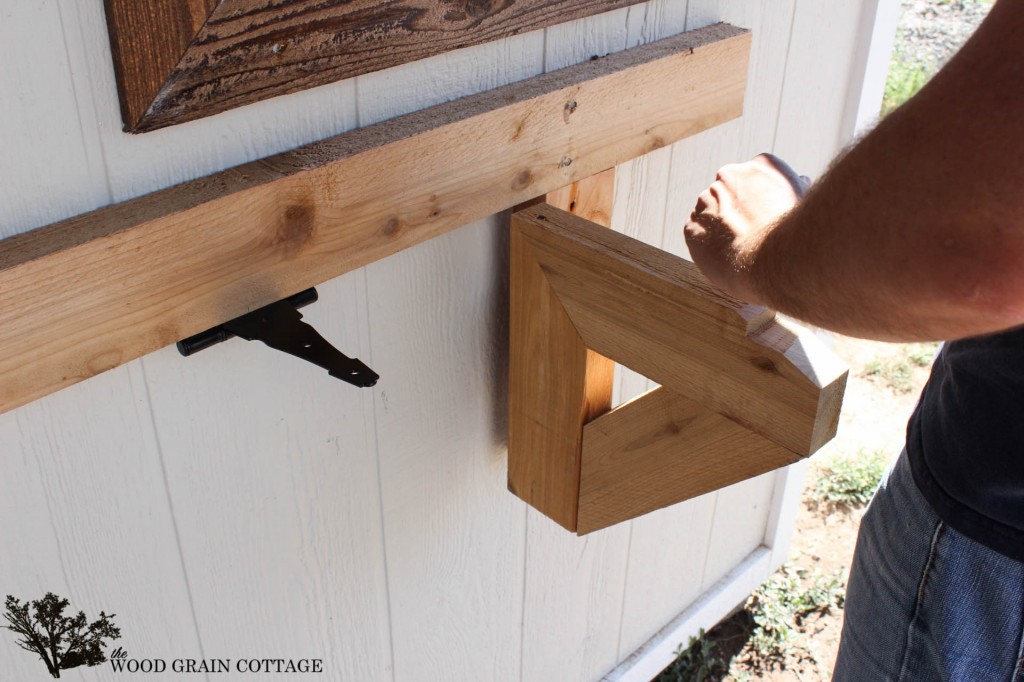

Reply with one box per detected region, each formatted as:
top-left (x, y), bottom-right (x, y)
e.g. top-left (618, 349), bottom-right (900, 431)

top-left (608, 0), bottom-right (688, 403)
top-left (0, 5), bottom-right (201, 680)
top-left (774, 0), bottom-right (875, 176)
top-left (0, 0), bottom-right (108, 237)
top-left (0, 366), bottom-right (204, 681)
top-left (520, 15), bottom-right (639, 675)
top-left (365, 221), bottom-right (528, 682)
top-left (137, 272), bottom-right (393, 680)
top-left (520, 512), bottom-right (630, 682)
top-left (356, 32), bottom-right (545, 682)
top-left (611, 147), bottom-right (674, 401)
top-left (614, 496), bottom-right (719, 660)
top-left (355, 33), bottom-right (546, 124)
top-left (55, 0), bottom-right (359, 202)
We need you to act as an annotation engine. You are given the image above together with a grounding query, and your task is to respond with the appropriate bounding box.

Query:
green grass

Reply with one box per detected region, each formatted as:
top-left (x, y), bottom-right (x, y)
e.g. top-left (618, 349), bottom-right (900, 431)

top-left (864, 355), bottom-right (915, 393)
top-left (813, 450), bottom-right (888, 507)
top-left (655, 630), bottom-right (725, 682)
top-left (744, 567), bottom-right (846, 663)
top-left (657, 569), bottom-right (845, 681)
top-left (881, 59), bottom-right (933, 116)
top-left (905, 342), bottom-right (939, 367)
top-left (863, 343), bottom-right (938, 393)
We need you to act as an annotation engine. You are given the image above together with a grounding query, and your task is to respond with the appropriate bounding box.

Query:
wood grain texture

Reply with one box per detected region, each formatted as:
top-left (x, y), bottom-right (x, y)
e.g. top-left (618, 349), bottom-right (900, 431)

top-left (577, 387), bottom-right (799, 534)
top-left (508, 170), bottom-right (617, 531)
top-left (546, 170), bottom-right (617, 426)
top-left (509, 202), bottom-right (845, 536)
top-left (105, 0), bottom-right (648, 132)
top-left (0, 24), bottom-right (750, 415)
top-left (546, 167), bottom-right (616, 229)
top-left (514, 203), bottom-right (847, 456)
top-left (102, 0), bottom-right (218, 130)
top-left (508, 222), bottom-right (589, 530)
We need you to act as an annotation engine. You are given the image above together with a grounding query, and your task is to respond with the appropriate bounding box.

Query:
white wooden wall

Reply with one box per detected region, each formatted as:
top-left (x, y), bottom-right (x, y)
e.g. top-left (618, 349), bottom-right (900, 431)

top-left (0, 1), bottom-right (882, 680)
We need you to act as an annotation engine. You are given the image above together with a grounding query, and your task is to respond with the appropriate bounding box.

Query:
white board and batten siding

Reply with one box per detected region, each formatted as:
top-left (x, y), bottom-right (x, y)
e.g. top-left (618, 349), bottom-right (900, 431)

top-left (0, 1), bottom-right (890, 680)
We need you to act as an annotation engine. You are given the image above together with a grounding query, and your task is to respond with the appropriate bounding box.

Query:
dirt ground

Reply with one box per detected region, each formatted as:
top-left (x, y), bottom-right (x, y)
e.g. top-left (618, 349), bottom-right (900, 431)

top-left (716, 335), bottom-right (936, 681)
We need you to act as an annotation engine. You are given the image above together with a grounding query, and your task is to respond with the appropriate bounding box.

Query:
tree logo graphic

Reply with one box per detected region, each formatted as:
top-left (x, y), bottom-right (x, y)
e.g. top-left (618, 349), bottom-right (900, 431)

top-left (3, 593), bottom-right (120, 678)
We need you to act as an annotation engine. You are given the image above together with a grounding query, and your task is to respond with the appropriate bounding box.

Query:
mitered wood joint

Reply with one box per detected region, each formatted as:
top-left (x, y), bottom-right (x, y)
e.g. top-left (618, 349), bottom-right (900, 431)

top-left (508, 202), bottom-right (848, 534)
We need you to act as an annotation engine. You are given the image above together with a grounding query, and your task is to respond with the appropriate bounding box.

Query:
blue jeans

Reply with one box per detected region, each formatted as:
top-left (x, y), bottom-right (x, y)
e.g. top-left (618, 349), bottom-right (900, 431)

top-left (833, 451), bottom-right (1024, 682)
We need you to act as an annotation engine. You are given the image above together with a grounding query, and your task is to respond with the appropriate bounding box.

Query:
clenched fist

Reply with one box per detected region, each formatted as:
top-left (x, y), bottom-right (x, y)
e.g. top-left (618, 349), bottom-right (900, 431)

top-left (684, 153), bottom-right (809, 305)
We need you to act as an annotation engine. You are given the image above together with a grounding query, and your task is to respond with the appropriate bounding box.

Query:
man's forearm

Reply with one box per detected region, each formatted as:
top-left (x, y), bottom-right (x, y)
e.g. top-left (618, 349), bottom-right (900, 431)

top-left (742, 0), bottom-right (1024, 341)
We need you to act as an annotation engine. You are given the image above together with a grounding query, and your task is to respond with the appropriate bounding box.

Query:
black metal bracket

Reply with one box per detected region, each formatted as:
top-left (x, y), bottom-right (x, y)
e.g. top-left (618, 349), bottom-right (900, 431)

top-left (177, 288), bottom-right (379, 388)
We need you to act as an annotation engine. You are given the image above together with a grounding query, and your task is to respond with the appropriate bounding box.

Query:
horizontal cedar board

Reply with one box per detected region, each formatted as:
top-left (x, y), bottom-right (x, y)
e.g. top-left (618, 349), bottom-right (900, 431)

top-left (105, 0), bottom-right (647, 132)
top-left (513, 203), bottom-right (847, 455)
top-left (0, 24), bottom-right (750, 414)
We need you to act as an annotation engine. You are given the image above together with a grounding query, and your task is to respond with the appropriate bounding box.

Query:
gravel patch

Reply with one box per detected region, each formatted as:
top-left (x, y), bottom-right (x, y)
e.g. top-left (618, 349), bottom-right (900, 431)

top-left (893, 0), bottom-right (993, 71)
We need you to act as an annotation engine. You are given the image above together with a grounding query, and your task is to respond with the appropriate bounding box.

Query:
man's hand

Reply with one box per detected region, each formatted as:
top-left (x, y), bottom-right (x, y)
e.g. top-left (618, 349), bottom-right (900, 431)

top-left (684, 153), bottom-right (807, 305)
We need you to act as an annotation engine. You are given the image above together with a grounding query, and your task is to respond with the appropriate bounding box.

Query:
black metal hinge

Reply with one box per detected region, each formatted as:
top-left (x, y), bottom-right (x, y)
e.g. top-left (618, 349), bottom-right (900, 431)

top-left (177, 289), bottom-right (378, 388)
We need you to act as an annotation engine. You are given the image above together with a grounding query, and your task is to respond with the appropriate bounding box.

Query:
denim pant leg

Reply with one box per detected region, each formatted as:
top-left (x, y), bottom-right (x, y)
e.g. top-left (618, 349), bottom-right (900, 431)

top-left (833, 451), bottom-right (1024, 682)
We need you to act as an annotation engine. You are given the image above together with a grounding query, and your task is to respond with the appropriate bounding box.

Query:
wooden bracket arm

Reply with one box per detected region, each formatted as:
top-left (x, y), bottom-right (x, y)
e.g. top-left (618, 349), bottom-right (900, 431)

top-left (508, 203), bottom-right (847, 534)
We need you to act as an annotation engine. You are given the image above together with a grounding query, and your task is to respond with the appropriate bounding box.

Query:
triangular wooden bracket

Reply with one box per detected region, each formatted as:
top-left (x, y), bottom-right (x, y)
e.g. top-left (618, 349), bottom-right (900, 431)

top-left (508, 202), bottom-right (848, 535)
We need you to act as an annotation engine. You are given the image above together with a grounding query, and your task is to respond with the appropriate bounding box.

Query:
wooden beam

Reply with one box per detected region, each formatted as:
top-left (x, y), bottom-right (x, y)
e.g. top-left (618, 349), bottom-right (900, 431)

top-left (508, 216), bottom-right (591, 530)
top-left (104, 0), bottom-right (649, 132)
top-left (508, 171), bottom-right (617, 530)
top-left (545, 169), bottom-right (617, 427)
top-left (513, 204), bottom-right (847, 456)
top-left (545, 168), bottom-right (616, 229)
top-left (0, 24), bottom-right (750, 415)
top-left (577, 387), bottom-right (799, 534)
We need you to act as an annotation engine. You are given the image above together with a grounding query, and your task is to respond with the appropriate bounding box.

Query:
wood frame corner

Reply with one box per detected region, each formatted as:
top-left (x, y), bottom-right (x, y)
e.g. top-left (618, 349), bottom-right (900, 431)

top-left (508, 200), bottom-right (847, 534)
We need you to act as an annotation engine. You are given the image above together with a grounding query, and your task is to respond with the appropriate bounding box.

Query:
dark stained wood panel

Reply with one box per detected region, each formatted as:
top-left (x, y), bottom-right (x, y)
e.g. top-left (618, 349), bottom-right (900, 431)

top-left (103, 0), bottom-right (219, 130)
top-left (103, 0), bottom-right (648, 132)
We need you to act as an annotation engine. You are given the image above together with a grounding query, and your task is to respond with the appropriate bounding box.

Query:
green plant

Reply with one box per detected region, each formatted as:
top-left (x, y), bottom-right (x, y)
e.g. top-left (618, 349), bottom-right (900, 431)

top-left (656, 629), bottom-right (725, 682)
top-left (863, 342), bottom-right (938, 392)
top-left (906, 342), bottom-right (939, 367)
top-left (814, 449), bottom-right (888, 507)
top-left (863, 356), bottom-right (915, 393)
top-left (881, 59), bottom-right (932, 116)
top-left (745, 567), bottom-right (845, 662)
